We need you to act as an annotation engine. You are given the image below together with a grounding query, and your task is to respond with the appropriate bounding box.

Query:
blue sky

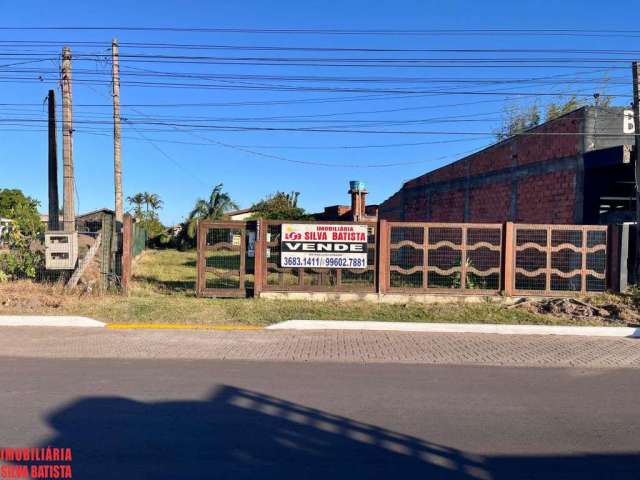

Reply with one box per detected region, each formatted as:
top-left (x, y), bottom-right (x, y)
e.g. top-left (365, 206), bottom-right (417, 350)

top-left (0, 0), bottom-right (633, 224)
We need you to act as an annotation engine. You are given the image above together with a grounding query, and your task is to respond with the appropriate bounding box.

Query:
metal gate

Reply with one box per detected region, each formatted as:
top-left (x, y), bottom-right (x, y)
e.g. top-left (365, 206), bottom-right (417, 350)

top-left (508, 224), bottom-right (608, 296)
top-left (197, 221), bottom-right (248, 297)
top-left (259, 220), bottom-right (377, 293)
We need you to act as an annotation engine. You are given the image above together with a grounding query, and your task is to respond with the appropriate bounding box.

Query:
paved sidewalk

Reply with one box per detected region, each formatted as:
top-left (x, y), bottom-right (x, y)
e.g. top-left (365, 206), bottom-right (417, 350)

top-left (1, 327), bottom-right (639, 368)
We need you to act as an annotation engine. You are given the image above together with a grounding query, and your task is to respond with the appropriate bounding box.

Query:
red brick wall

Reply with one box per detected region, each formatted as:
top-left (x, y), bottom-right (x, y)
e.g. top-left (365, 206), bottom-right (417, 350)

top-left (379, 109), bottom-right (584, 224)
top-left (517, 113), bottom-right (581, 166)
top-left (378, 191), bottom-right (404, 221)
top-left (430, 190), bottom-right (465, 222)
top-left (468, 182), bottom-right (512, 222)
top-left (516, 170), bottom-right (576, 224)
top-left (469, 143), bottom-right (513, 176)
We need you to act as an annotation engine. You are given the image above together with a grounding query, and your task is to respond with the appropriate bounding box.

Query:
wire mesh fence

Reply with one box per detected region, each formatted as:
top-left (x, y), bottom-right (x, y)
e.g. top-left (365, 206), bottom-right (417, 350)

top-left (262, 220), bottom-right (377, 292)
top-left (0, 216), bottom-right (111, 284)
top-left (387, 223), bottom-right (502, 293)
top-left (196, 221), bottom-right (248, 297)
top-left (512, 224), bottom-right (608, 295)
top-left (1, 212), bottom-right (148, 289)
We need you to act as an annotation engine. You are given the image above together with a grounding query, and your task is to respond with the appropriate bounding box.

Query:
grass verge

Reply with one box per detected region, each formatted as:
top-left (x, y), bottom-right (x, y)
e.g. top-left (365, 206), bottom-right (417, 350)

top-left (0, 249), bottom-right (635, 327)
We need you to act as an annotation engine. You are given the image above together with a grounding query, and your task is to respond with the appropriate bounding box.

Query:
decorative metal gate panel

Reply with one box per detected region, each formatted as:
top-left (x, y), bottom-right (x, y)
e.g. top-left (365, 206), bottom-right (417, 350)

top-left (510, 224), bottom-right (607, 296)
top-left (197, 221), bottom-right (247, 297)
top-left (385, 222), bottom-right (503, 294)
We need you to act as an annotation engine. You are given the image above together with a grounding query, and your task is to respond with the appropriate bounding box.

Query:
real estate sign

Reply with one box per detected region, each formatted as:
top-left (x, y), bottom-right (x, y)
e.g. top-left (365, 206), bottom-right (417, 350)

top-left (280, 223), bottom-right (368, 269)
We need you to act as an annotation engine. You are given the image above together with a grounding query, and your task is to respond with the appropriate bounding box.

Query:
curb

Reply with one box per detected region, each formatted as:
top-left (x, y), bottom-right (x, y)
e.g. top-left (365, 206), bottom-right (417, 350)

top-left (267, 320), bottom-right (640, 338)
top-left (0, 316), bottom-right (106, 328)
top-left (106, 323), bottom-right (263, 331)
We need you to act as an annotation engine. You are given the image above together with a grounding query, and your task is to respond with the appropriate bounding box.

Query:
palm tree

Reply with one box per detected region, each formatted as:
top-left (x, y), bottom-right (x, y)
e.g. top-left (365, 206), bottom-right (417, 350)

top-left (182, 184), bottom-right (238, 244)
top-left (142, 192), bottom-right (153, 213)
top-left (147, 193), bottom-right (163, 213)
top-left (126, 193), bottom-right (145, 218)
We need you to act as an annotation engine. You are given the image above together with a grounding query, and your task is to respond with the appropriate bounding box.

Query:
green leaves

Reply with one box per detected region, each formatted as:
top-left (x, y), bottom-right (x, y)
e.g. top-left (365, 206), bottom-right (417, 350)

top-left (0, 189), bottom-right (43, 238)
top-left (250, 191), bottom-right (307, 220)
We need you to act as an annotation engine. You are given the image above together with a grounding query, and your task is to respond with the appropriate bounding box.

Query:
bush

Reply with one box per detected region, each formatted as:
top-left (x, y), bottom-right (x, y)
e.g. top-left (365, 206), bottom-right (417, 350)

top-left (0, 229), bottom-right (44, 280)
top-left (0, 248), bottom-right (44, 280)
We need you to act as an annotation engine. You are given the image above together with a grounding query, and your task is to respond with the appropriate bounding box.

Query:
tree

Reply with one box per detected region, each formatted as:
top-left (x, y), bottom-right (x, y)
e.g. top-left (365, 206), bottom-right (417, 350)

top-left (494, 103), bottom-right (541, 141)
top-left (180, 184), bottom-right (238, 246)
top-left (545, 95), bottom-right (582, 121)
top-left (495, 90), bottom-right (617, 141)
top-left (0, 189), bottom-right (44, 279)
top-left (127, 192), bottom-right (164, 240)
top-left (286, 191), bottom-right (300, 208)
top-left (0, 189), bottom-right (43, 237)
top-left (126, 193), bottom-right (145, 218)
top-left (147, 193), bottom-right (163, 212)
top-left (250, 191), bottom-right (307, 220)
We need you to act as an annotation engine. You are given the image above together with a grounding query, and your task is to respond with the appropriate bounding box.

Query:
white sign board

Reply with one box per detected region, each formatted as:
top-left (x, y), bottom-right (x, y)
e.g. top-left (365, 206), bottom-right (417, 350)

top-left (281, 223), bottom-right (368, 269)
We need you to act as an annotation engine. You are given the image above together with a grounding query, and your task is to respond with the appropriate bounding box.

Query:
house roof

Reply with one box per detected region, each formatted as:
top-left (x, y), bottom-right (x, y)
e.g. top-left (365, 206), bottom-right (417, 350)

top-left (227, 208), bottom-right (255, 216)
top-left (77, 208), bottom-right (115, 218)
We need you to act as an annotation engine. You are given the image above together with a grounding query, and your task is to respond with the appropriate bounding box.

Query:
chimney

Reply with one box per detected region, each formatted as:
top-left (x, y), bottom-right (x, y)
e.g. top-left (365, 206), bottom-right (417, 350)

top-left (349, 180), bottom-right (367, 221)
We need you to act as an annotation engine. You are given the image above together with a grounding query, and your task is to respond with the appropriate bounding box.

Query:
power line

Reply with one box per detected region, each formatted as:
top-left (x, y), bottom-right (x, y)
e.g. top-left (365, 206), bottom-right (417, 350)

top-left (5, 27), bottom-right (640, 37)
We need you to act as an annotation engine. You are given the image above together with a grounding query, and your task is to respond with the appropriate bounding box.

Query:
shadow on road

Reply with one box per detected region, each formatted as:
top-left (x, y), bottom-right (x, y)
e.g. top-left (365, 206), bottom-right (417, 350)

top-left (34, 385), bottom-right (640, 479)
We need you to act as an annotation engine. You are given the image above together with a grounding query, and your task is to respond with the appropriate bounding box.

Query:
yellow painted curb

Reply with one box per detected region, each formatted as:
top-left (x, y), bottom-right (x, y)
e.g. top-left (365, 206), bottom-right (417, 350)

top-left (106, 323), bottom-right (263, 331)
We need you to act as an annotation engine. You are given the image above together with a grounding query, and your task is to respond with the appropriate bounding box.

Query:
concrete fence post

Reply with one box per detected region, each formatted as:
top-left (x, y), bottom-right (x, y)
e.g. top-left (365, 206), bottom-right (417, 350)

top-left (377, 220), bottom-right (389, 294)
top-left (502, 222), bottom-right (515, 296)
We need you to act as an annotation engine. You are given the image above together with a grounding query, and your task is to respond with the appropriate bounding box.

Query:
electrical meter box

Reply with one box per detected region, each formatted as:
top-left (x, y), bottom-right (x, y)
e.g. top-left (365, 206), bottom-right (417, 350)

top-left (45, 231), bottom-right (78, 270)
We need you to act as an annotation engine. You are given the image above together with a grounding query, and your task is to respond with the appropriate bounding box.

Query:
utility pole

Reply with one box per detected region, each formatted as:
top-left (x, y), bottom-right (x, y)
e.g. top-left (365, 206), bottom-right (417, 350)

top-left (633, 62), bottom-right (640, 283)
top-left (112, 38), bottom-right (123, 225)
top-left (61, 46), bottom-right (75, 232)
top-left (47, 89), bottom-right (60, 231)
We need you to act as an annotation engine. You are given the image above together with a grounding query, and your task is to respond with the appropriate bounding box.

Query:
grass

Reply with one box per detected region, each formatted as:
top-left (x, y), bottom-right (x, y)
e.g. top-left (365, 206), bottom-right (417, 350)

top-left (0, 248), bottom-right (632, 327)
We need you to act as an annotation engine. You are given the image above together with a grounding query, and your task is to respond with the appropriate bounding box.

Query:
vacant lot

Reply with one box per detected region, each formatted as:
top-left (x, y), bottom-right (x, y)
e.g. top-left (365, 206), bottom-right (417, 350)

top-left (0, 249), bottom-right (636, 326)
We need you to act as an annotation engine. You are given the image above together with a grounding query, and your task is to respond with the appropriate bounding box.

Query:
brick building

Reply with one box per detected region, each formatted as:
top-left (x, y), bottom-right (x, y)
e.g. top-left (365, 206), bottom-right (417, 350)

top-left (314, 181), bottom-right (379, 221)
top-left (379, 106), bottom-right (636, 225)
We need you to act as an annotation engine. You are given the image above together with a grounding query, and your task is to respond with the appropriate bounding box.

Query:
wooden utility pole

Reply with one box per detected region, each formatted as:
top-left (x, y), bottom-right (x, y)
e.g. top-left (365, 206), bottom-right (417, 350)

top-left (112, 38), bottom-right (123, 224)
top-left (47, 89), bottom-right (60, 231)
top-left (632, 62), bottom-right (640, 283)
top-left (61, 46), bottom-right (75, 232)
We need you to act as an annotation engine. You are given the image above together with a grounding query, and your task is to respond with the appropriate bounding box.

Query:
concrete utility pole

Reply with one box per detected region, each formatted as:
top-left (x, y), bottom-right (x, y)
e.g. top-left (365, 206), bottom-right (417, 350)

top-left (112, 38), bottom-right (123, 224)
top-left (61, 46), bottom-right (75, 232)
top-left (47, 89), bottom-right (60, 231)
top-left (633, 62), bottom-right (640, 283)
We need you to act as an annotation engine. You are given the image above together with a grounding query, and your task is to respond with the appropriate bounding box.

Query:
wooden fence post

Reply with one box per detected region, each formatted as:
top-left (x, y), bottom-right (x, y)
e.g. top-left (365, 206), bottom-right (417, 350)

top-left (121, 213), bottom-right (132, 293)
top-left (253, 219), bottom-right (265, 298)
top-left (502, 222), bottom-right (515, 296)
top-left (377, 220), bottom-right (389, 294)
top-left (196, 220), bottom-right (204, 296)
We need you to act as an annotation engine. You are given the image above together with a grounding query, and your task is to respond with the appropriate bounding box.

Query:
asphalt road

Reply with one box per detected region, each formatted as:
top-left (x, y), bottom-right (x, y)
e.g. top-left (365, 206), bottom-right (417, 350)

top-left (0, 358), bottom-right (639, 479)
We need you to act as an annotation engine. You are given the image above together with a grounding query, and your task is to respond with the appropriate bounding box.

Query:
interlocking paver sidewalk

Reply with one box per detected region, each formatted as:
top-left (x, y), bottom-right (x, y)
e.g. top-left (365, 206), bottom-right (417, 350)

top-left (1, 326), bottom-right (639, 368)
